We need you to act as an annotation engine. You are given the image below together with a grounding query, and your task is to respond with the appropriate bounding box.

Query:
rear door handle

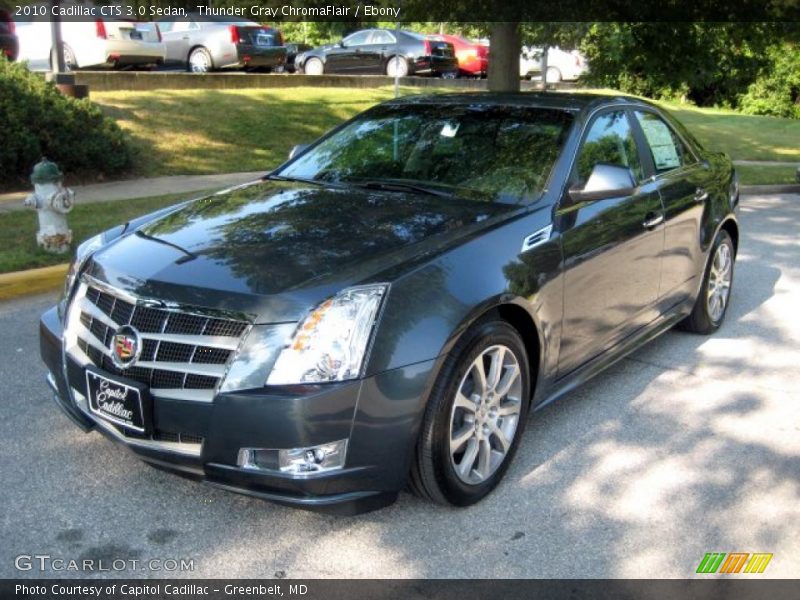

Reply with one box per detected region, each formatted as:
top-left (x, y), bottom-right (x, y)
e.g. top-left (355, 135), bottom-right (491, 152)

top-left (694, 188), bottom-right (709, 203)
top-left (642, 212), bottom-right (664, 229)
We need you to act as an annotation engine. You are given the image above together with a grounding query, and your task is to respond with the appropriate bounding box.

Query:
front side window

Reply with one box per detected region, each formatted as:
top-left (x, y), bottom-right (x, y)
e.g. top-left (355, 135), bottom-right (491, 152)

top-left (277, 105), bottom-right (573, 204)
top-left (573, 110), bottom-right (643, 187)
top-left (634, 111), bottom-right (695, 173)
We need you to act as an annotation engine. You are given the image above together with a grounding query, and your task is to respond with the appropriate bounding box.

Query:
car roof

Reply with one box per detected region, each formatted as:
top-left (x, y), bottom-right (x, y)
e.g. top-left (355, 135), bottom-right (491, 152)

top-left (384, 92), bottom-right (661, 114)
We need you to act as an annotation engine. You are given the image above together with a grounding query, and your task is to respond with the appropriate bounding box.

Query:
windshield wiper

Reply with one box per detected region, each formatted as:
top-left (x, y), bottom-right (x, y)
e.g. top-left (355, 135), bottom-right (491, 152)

top-left (351, 179), bottom-right (456, 199)
top-left (264, 174), bottom-right (346, 189)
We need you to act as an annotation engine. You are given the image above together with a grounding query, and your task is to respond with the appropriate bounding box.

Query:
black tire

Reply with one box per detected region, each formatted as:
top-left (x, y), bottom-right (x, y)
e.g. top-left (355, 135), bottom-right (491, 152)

top-left (409, 317), bottom-right (531, 506)
top-left (678, 229), bottom-right (735, 334)
top-left (50, 44), bottom-right (77, 71)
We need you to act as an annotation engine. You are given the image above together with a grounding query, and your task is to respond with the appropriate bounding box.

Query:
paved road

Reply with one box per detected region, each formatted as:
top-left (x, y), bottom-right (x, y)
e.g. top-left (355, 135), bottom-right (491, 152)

top-left (1, 194), bottom-right (797, 579)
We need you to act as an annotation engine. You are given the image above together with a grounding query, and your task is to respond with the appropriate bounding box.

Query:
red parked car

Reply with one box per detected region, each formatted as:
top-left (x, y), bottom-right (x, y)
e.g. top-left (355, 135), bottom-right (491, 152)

top-left (0, 9), bottom-right (18, 62)
top-left (429, 34), bottom-right (487, 78)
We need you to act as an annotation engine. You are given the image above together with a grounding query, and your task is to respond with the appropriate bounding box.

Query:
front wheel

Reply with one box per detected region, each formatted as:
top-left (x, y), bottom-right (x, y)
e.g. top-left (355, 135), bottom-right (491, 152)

top-left (409, 318), bottom-right (531, 506)
top-left (679, 229), bottom-right (735, 334)
top-left (303, 57), bottom-right (324, 75)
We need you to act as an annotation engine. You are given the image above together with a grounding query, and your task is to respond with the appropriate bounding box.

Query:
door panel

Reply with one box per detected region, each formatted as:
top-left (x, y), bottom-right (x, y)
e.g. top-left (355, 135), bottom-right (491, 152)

top-left (328, 31), bottom-right (370, 72)
top-left (159, 17), bottom-right (193, 64)
top-left (632, 110), bottom-right (710, 307)
top-left (557, 110), bottom-right (665, 376)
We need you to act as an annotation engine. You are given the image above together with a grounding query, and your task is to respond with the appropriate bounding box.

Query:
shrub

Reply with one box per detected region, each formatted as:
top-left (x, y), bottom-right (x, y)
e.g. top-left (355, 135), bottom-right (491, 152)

top-left (0, 58), bottom-right (132, 189)
top-left (579, 23), bottom-right (769, 107)
top-left (739, 43), bottom-right (800, 119)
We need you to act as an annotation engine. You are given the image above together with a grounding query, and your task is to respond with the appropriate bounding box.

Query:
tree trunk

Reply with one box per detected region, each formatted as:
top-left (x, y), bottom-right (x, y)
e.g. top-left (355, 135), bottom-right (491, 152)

top-left (488, 22), bottom-right (521, 93)
top-left (540, 47), bottom-right (549, 91)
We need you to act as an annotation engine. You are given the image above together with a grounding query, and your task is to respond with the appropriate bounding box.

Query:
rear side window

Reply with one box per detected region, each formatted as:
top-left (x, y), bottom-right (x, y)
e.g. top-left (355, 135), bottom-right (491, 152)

top-left (573, 111), bottom-right (643, 186)
top-left (344, 31), bottom-right (371, 46)
top-left (369, 31), bottom-right (395, 45)
top-left (634, 111), bottom-right (695, 173)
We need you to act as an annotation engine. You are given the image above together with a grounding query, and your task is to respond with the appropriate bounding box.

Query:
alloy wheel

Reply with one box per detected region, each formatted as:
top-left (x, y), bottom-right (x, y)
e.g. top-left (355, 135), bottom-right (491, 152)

top-left (449, 344), bottom-right (523, 485)
top-left (189, 50), bottom-right (210, 73)
top-left (707, 241), bottom-right (732, 322)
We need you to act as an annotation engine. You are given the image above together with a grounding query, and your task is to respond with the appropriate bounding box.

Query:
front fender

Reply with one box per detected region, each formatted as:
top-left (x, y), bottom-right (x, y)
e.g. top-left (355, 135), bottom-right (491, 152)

top-left (364, 204), bottom-right (562, 389)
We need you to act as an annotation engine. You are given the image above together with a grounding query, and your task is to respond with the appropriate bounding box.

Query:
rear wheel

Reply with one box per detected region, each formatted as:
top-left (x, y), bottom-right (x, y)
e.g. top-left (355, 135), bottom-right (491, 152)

top-left (679, 229), bottom-right (735, 334)
top-left (386, 56), bottom-right (409, 78)
top-left (303, 57), bottom-right (324, 75)
top-left (545, 66), bottom-right (562, 83)
top-left (188, 47), bottom-right (213, 73)
top-left (51, 44), bottom-right (77, 71)
top-left (409, 318), bottom-right (531, 506)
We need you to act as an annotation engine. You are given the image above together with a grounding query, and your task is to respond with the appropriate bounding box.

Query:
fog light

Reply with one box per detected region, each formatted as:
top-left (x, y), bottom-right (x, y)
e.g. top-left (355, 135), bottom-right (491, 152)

top-left (237, 439), bottom-right (348, 476)
top-left (280, 439), bottom-right (347, 475)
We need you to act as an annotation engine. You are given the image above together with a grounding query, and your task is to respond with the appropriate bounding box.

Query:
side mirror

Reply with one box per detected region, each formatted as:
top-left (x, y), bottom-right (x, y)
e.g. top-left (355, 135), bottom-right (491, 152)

top-left (288, 144), bottom-right (308, 160)
top-left (338, 40), bottom-right (346, 48)
top-left (569, 164), bottom-right (636, 202)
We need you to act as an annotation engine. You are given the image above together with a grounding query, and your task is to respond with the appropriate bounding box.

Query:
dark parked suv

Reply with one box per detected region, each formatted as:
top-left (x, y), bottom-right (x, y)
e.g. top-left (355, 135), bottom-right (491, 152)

top-left (0, 9), bottom-right (18, 61)
top-left (41, 93), bottom-right (739, 514)
top-left (296, 28), bottom-right (458, 77)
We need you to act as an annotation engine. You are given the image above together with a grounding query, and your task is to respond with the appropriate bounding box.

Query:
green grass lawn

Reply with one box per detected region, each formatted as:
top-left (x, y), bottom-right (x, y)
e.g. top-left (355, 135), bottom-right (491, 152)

top-left (735, 165), bottom-right (798, 186)
top-left (3, 86), bottom-right (797, 274)
top-left (0, 192), bottom-right (199, 273)
top-left (90, 86), bottom-right (799, 180)
top-left (662, 104), bottom-right (800, 163)
top-left (94, 87), bottom-right (406, 178)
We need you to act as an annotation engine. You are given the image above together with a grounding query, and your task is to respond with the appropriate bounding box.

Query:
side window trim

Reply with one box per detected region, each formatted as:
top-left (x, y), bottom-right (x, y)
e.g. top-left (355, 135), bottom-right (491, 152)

top-left (559, 103), bottom-right (646, 205)
top-left (568, 107), bottom-right (644, 187)
top-left (626, 108), bottom-right (657, 181)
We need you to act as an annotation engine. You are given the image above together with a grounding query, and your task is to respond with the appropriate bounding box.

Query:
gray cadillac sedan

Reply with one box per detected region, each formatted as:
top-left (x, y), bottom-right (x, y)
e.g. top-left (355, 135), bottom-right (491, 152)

top-left (40, 93), bottom-right (739, 514)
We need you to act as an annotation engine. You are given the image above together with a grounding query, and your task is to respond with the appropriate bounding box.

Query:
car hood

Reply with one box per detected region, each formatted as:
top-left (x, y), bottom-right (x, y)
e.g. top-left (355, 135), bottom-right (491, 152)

top-left (86, 180), bottom-right (515, 323)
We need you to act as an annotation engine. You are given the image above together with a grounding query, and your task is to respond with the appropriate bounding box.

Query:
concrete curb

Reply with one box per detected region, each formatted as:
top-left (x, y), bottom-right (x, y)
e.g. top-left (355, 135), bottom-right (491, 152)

top-left (741, 184), bottom-right (800, 195)
top-left (0, 264), bottom-right (69, 301)
top-left (68, 71), bottom-right (573, 93)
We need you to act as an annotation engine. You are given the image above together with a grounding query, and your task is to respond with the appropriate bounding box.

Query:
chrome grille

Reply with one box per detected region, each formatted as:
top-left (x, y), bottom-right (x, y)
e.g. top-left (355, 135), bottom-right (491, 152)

top-left (68, 280), bottom-right (249, 403)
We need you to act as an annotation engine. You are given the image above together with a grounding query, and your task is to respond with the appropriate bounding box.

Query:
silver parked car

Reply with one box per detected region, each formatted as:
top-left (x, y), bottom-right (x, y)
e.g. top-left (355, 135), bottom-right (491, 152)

top-left (157, 13), bottom-right (286, 73)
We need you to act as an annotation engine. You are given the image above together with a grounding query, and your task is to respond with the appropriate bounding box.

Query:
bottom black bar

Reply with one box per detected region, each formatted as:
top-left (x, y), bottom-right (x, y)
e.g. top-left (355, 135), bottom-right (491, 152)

top-left (2, 580), bottom-right (798, 600)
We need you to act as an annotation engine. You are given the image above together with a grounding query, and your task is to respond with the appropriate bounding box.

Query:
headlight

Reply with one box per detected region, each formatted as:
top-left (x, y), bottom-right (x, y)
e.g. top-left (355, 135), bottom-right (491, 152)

top-left (267, 284), bottom-right (388, 385)
top-left (63, 233), bottom-right (104, 298)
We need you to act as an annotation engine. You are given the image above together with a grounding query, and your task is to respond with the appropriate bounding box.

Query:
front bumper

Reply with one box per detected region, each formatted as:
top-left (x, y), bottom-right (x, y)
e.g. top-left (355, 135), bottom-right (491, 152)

top-left (40, 305), bottom-right (436, 515)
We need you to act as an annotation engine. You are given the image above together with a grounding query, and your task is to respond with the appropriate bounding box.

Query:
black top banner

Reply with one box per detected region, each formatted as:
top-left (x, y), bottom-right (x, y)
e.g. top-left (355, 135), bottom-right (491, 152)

top-left (4, 0), bottom-right (800, 22)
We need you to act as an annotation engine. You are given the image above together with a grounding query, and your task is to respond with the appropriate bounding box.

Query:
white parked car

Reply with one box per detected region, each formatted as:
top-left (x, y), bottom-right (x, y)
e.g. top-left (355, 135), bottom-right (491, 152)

top-left (520, 46), bottom-right (588, 82)
top-left (15, 17), bottom-right (164, 71)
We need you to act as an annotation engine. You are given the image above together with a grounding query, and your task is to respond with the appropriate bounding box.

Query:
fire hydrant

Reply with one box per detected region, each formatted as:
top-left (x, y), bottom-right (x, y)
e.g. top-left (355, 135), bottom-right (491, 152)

top-left (24, 159), bottom-right (74, 254)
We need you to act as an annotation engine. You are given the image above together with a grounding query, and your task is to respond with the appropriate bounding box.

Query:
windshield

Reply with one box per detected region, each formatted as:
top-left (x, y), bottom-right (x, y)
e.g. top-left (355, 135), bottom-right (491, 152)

top-left (276, 104), bottom-right (573, 204)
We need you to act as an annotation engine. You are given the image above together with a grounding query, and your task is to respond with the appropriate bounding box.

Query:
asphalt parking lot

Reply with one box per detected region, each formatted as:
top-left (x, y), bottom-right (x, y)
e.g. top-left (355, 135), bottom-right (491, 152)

top-left (1, 193), bottom-right (797, 579)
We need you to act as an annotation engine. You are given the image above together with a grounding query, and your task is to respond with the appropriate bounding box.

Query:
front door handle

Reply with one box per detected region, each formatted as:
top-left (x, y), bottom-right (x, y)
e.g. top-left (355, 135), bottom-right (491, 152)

top-left (694, 188), bottom-right (709, 203)
top-left (642, 212), bottom-right (664, 229)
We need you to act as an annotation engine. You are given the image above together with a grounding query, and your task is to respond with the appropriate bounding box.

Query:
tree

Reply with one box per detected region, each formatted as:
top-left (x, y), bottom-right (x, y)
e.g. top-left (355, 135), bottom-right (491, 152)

top-left (487, 22), bottom-right (521, 92)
